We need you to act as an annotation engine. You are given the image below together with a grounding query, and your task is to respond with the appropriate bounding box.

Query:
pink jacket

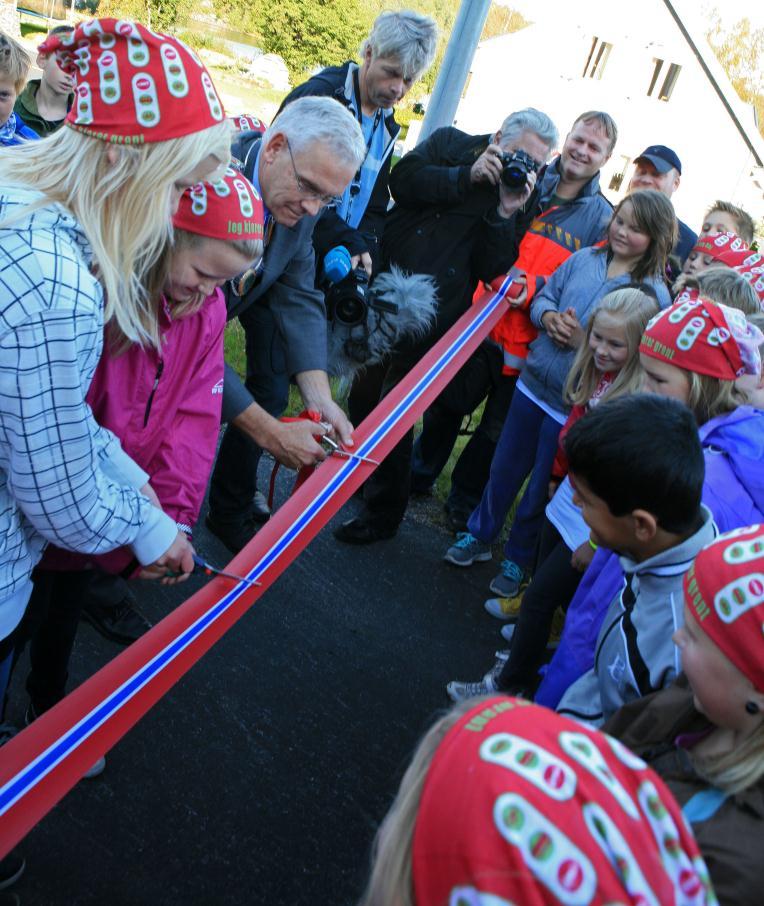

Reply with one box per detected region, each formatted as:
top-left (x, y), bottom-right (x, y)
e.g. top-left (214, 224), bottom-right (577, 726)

top-left (41, 290), bottom-right (226, 573)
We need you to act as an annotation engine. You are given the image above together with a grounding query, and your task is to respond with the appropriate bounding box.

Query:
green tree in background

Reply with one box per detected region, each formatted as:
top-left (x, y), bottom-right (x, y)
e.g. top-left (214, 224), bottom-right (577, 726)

top-left (211, 0), bottom-right (529, 89)
top-left (706, 10), bottom-right (764, 139)
top-left (252, 0), bottom-right (373, 83)
top-left (96, 0), bottom-right (194, 33)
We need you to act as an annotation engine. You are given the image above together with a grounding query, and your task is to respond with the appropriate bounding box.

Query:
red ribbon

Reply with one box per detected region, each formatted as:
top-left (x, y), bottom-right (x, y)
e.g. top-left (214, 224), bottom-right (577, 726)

top-left (0, 277), bottom-right (513, 855)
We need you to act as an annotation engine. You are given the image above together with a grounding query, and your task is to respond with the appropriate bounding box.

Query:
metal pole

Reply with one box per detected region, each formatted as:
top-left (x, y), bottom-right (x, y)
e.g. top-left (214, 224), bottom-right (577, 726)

top-left (418, 0), bottom-right (492, 144)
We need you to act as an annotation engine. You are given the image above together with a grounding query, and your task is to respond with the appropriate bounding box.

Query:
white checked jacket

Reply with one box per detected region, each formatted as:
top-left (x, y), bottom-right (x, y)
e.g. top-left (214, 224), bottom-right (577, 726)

top-left (0, 186), bottom-right (176, 629)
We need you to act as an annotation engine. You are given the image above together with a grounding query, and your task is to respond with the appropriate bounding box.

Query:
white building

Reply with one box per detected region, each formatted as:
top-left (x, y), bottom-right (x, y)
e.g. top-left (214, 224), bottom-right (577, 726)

top-left (454, 0), bottom-right (764, 232)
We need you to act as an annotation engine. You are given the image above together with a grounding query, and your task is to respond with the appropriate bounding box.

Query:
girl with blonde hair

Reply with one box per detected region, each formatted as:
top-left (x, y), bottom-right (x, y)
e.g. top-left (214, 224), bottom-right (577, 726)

top-left (10, 171), bottom-right (265, 759)
top-left (0, 18), bottom-right (230, 711)
top-left (448, 285), bottom-right (660, 701)
top-left (361, 696), bottom-right (716, 905)
top-left (605, 522), bottom-right (764, 906)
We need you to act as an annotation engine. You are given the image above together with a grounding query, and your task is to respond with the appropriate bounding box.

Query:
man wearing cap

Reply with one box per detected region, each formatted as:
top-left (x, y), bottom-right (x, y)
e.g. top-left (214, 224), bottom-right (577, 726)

top-left (206, 96), bottom-right (368, 554)
top-left (627, 144), bottom-right (697, 262)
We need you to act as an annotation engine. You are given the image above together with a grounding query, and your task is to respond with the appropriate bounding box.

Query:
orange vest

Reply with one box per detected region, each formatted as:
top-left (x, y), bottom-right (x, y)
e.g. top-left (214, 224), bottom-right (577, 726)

top-left (480, 209), bottom-right (584, 374)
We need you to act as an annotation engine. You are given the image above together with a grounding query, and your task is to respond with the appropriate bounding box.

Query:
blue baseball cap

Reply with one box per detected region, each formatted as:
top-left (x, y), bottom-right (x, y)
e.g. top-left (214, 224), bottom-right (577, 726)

top-left (634, 145), bottom-right (682, 175)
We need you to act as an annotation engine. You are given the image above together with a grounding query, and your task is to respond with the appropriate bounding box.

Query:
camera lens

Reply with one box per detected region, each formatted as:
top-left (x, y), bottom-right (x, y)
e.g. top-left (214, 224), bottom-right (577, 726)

top-left (334, 296), bottom-right (365, 326)
top-left (501, 162), bottom-right (528, 189)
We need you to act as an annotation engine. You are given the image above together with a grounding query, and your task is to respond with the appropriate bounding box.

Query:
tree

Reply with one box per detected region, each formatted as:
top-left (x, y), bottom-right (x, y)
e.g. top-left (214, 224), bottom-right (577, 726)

top-left (252, 0), bottom-right (372, 83)
top-left (706, 9), bottom-right (764, 139)
top-left (96, 0), bottom-right (195, 33)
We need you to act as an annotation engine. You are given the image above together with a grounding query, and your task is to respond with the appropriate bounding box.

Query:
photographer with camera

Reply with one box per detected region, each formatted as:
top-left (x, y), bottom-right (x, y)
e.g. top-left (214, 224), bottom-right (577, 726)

top-left (205, 97), bottom-right (367, 554)
top-left (276, 10), bottom-right (438, 279)
top-left (334, 108), bottom-right (557, 545)
top-left (411, 111), bottom-right (617, 531)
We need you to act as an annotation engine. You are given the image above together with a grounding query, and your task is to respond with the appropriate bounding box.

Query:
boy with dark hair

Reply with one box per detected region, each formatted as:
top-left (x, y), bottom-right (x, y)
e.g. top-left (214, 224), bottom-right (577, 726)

top-left (0, 31), bottom-right (36, 146)
top-left (13, 24), bottom-right (73, 137)
top-left (555, 394), bottom-right (716, 726)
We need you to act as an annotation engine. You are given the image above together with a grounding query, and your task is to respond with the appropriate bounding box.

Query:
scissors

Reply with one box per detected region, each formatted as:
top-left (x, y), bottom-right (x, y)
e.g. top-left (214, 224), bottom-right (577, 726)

top-left (168, 553), bottom-right (261, 587)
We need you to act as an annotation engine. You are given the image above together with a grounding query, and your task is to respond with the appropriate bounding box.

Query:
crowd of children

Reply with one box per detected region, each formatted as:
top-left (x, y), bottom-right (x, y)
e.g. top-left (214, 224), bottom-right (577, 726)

top-left (0, 12), bottom-right (763, 906)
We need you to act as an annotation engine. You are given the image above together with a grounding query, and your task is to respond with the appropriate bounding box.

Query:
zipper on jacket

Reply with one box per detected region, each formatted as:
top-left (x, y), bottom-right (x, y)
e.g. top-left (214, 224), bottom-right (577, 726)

top-left (143, 360), bottom-right (164, 428)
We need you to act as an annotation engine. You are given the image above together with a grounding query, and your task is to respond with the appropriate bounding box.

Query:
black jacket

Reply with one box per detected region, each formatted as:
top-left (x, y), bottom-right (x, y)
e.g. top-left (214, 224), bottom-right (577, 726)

top-left (383, 127), bottom-right (537, 339)
top-left (277, 62), bottom-right (400, 273)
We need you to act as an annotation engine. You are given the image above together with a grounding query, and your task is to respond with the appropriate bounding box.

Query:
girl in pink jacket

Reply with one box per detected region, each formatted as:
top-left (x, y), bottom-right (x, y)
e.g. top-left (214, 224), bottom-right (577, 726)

top-left (10, 169), bottom-right (265, 742)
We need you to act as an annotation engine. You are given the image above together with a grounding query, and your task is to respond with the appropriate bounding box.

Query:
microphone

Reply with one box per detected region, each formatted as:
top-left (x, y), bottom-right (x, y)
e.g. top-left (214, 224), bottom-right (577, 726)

top-left (323, 245), bottom-right (353, 284)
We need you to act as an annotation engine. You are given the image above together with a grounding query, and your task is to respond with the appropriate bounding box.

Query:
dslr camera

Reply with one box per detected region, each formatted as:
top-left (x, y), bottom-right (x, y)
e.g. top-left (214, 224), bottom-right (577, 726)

top-left (323, 247), bottom-right (397, 327)
top-left (499, 149), bottom-right (539, 192)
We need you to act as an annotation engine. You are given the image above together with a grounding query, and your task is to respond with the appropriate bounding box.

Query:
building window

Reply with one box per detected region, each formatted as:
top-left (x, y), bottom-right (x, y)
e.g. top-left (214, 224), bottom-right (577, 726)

top-left (659, 63), bottom-right (681, 101)
top-left (647, 58), bottom-right (663, 96)
top-left (648, 59), bottom-right (681, 101)
top-left (583, 37), bottom-right (612, 79)
top-left (608, 156), bottom-right (631, 192)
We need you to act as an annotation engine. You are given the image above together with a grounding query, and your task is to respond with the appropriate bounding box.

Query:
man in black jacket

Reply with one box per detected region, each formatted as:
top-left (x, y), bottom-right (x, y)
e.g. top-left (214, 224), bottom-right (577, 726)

top-left (276, 9), bottom-right (437, 276)
top-left (334, 107), bottom-right (558, 544)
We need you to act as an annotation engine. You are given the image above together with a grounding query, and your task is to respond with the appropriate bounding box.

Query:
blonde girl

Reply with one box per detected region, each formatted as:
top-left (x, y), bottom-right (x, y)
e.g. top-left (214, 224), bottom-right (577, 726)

top-left (360, 696), bottom-right (715, 906)
top-left (447, 287), bottom-right (660, 702)
top-left (605, 522), bottom-right (764, 906)
top-left (0, 19), bottom-right (230, 708)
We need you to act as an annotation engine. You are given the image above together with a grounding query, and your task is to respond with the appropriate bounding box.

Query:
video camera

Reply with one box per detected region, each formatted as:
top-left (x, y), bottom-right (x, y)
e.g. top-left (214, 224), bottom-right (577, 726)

top-left (499, 149), bottom-right (539, 192)
top-left (323, 246), bottom-right (398, 326)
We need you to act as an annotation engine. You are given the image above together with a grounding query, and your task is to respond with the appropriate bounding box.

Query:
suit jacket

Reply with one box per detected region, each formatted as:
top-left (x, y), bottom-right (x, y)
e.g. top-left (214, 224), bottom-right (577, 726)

top-left (222, 132), bottom-right (326, 422)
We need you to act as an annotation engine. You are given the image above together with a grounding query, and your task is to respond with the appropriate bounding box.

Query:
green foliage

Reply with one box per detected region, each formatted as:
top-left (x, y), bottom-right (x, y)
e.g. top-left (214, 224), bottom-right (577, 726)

top-left (173, 29), bottom-right (229, 55)
top-left (706, 9), bottom-right (764, 139)
top-left (95, 0), bottom-right (194, 33)
top-left (250, 0), bottom-right (373, 83)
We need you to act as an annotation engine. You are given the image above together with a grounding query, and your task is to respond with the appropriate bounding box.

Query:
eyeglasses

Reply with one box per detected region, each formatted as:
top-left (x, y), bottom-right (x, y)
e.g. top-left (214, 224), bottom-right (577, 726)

top-left (285, 137), bottom-right (342, 206)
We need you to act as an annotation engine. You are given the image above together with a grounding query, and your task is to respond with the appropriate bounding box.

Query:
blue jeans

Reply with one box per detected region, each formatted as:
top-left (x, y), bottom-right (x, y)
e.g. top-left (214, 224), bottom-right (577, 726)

top-left (467, 388), bottom-right (562, 569)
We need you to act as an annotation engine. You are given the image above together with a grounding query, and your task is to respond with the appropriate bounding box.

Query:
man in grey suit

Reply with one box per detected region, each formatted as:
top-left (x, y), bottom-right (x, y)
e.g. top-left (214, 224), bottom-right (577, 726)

top-left (207, 97), bottom-right (366, 552)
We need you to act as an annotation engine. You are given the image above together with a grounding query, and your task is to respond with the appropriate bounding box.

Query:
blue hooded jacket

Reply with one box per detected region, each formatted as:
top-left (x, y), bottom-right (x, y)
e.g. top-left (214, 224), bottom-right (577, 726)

top-left (535, 406), bottom-right (764, 709)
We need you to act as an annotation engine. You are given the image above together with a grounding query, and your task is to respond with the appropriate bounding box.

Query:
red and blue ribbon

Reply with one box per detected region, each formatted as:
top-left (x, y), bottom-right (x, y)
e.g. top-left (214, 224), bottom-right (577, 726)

top-left (0, 275), bottom-right (514, 854)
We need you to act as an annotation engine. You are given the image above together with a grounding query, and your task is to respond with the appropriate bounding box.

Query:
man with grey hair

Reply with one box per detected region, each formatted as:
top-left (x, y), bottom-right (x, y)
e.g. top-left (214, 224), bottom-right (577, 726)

top-left (334, 108), bottom-right (557, 545)
top-left (206, 96), bottom-right (367, 553)
top-left (412, 110), bottom-right (616, 537)
top-left (276, 9), bottom-right (438, 276)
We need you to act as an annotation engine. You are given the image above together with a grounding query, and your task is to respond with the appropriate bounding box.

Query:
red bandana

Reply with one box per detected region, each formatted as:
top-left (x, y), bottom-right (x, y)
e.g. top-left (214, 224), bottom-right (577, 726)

top-left (640, 292), bottom-right (762, 379)
top-left (173, 166), bottom-right (264, 241)
top-left (685, 524), bottom-right (764, 691)
top-left (38, 18), bottom-right (225, 144)
top-left (716, 251), bottom-right (764, 308)
top-left (229, 114), bottom-right (267, 134)
top-left (412, 698), bottom-right (714, 905)
top-left (691, 231), bottom-right (748, 262)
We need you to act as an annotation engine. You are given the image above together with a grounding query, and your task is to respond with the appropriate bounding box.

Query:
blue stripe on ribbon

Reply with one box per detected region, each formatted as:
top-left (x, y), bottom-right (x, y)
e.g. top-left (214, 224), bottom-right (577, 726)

top-left (0, 276), bottom-right (513, 815)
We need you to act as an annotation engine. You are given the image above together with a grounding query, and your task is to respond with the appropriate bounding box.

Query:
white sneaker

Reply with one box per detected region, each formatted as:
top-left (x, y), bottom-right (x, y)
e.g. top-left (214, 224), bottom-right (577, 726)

top-left (446, 674), bottom-right (498, 703)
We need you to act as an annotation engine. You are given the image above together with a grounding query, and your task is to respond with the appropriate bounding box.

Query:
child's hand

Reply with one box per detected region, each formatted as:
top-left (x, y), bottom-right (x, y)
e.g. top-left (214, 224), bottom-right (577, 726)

top-left (541, 311), bottom-right (572, 346)
top-left (560, 308), bottom-right (585, 349)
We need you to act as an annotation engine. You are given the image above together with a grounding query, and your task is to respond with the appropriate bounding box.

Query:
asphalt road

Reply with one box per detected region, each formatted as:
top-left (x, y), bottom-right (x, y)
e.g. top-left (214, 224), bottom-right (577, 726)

top-left (6, 471), bottom-right (506, 906)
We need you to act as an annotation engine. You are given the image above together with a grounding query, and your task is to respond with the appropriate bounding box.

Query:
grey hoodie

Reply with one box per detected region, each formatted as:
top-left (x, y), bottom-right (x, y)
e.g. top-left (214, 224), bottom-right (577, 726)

top-left (556, 506), bottom-right (717, 727)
